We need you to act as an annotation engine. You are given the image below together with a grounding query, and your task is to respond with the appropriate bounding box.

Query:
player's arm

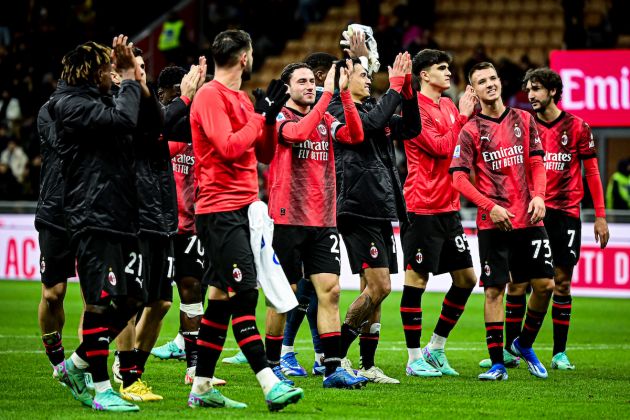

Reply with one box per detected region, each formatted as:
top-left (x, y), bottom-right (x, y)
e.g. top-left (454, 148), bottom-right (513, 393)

top-left (450, 127), bottom-right (514, 231)
top-left (579, 122), bottom-right (609, 248)
top-left (163, 96), bottom-right (192, 143)
top-left (389, 53), bottom-right (421, 141)
top-left (329, 61), bottom-right (364, 145)
top-left (279, 92), bottom-right (333, 143)
top-left (413, 90), bottom-right (476, 158)
top-left (60, 79), bottom-right (141, 135)
top-left (194, 88), bottom-right (265, 163)
top-left (255, 122), bottom-right (277, 165)
top-left (527, 115), bottom-right (546, 224)
top-left (332, 90), bottom-right (364, 145)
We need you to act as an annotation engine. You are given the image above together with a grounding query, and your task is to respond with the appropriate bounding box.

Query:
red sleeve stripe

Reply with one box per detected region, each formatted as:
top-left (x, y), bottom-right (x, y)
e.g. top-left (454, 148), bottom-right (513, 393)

top-left (443, 298), bottom-right (465, 310)
top-left (238, 335), bottom-right (262, 347)
top-left (400, 307), bottom-right (422, 313)
top-left (319, 332), bottom-right (341, 339)
top-left (232, 315), bottom-right (257, 325)
top-left (201, 318), bottom-right (229, 330)
top-left (403, 325), bottom-right (422, 331)
top-left (85, 350), bottom-right (110, 357)
top-left (265, 335), bottom-right (284, 341)
top-left (197, 339), bottom-right (223, 351)
top-left (83, 327), bottom-right (109, 335)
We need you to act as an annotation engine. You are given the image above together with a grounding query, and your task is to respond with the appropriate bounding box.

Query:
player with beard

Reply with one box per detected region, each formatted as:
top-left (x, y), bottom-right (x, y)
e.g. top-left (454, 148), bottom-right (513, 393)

top-left (478, 68), bottom-right (609, 372)
top-left (266, 60), bottom-right (367, 389)
top-left (450, 62), bottom-right (554, 381)
top-left (188, 29), bottom-right (303, 411)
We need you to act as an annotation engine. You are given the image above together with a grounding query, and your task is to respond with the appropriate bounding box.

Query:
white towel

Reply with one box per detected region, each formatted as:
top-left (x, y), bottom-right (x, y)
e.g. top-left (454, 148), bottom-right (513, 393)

top-left (340, 24), bottom-right (381, 75)
top-left (248, 201), bottom-right (298, 314)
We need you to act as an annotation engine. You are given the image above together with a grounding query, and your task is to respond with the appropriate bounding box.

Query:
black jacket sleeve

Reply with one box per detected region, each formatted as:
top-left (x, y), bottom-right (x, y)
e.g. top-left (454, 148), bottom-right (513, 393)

top-left (163, 97), bottom-right (191, 142)
top-left (389, 92), bottom-right (421, 141)
top-left (357, 89), bottom-right (403, 131)
top-left (59, 80), bottom-right (141, 136)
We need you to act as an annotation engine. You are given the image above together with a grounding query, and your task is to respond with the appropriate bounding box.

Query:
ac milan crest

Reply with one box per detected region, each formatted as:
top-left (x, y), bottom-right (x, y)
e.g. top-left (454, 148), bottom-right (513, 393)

top-left (233, 266), bottom-right (243, 282)
top-left (40, 259), bottom-right (46, 274)
top-left (561, 132), bottom-right (568, 146)
top-left (513, 125), bottom-right (522, 138)
top-left (415, 250), bottom-right (423, 264)
top-left (483, 264), bottom-right (491, 277)
top-left (370, 244), bottom-right (379, 259)
top-left (318, 124), bottom-right (328, 136)
top-left (108, 271), bottom-right (117, 286)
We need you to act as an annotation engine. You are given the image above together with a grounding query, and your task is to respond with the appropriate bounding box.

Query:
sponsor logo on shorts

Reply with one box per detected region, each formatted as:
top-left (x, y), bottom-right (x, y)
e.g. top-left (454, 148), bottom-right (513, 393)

top-left (369, 243), bottom-right (379, 259)
top-left (415, 250), bottom-right (423, 264)
top-left (108, 270), bottom-right (117, 286)
top-left (483, 263), bottom-right (491, 277)
top-left (233, 264), bottom-right (243, 282)
top-left (40, 258), bottom-right (46, 274)
top-left (514, 124), bottom-right (522, 138)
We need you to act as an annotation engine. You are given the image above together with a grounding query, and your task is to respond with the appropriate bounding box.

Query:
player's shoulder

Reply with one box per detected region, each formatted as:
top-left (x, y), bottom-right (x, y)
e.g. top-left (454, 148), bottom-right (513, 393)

top-left (510, 107), bottom-right (533, 122)
top-left (563, 111), bottom-right (589, 130)
top-left (461, 116), bottom-right (480, 134)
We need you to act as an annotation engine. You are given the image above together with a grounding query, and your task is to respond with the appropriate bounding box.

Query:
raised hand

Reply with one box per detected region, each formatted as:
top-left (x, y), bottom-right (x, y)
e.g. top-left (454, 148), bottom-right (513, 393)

top-left (345, 30), bottom-right (369, 59)
top-left (196, 56), bottom-right (207, 90)
top-left (253, 79), bottom-right (290, 124)
top-left (181, 65), bottom-right (200, 99)
top-left (111, 34), bottom-right (136, 79)
top-left (459, 86), bottom-right (478, 117)
top-left (323, 63), bottom-right (336, 93)
top-left (338, 59), bottom-right (354, 91)
top-left (388, 53), bottom-right (406, 79)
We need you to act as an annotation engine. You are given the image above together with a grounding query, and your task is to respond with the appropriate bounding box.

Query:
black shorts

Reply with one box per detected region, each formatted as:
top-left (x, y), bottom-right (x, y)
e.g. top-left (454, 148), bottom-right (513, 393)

top-left (173, 234), bottom-right (207, 281)
top-left (338, 216), bottom-right (398, 275)
top-left (478, 227), bottom-right (555, 288)
top-left (196, 207), bottom-right (257, 293)
top-left (75, 233), bottom-right (147, 305)
top-left (139, 235), bottom-right (175, 303)
top-left (38, 227), bottom-right (75, 287)
top-left (273, 225), bottom-right (341, 284)
top-left (401, 212), bottom-right (473, 275)
top-left (544, 208), bottom-right (581, 267)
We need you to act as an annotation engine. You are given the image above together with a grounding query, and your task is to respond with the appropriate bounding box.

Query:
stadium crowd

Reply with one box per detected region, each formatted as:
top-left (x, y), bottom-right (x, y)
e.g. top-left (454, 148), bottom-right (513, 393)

top-left (2, 0), bottom-right (627, 201)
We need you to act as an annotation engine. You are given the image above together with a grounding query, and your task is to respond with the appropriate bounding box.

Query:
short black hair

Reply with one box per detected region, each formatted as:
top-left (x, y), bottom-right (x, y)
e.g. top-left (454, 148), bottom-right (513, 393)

top-left (412, 49), bottom-right (452, 76)
top-left (157, 66), bottom-right (187, 89)
top-left (211, 29), bottom-right (252, 67)
top-left (280, 63), bottom-right (313, 84)
top-left (522, 67), bottom-right (563, 103)
top-left (304, 52), bottom-right (337, 73)
top-left (468, 61), bottom-right (496, 84)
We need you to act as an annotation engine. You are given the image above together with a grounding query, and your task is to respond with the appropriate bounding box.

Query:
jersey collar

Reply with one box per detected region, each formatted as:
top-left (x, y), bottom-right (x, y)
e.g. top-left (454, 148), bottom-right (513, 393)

top-left (535, 111), bottom-right (566, 129)
top-left (478, 106), bottom-right (510, 123)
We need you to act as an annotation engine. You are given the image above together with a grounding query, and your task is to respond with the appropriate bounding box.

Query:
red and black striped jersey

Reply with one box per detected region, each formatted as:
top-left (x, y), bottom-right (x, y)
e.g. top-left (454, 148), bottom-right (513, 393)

top-left (267, 91), bottom-right (363, 227)
top-left (450, 107), bottom-right (544, 230)
top-left (536, 111), bottom-right (596, 218)
top-left (169, 141), bottom-right (196, 234)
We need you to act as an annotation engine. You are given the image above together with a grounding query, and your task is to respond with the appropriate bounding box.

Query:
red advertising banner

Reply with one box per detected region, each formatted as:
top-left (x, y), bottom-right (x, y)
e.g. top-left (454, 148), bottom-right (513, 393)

top-left (549, 50), bottom-right (630, 127)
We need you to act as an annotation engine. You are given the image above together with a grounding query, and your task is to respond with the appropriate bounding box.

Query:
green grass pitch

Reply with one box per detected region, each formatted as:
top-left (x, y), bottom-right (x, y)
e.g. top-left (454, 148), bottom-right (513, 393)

top-left (0, 280), bottom-right (629, 419)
